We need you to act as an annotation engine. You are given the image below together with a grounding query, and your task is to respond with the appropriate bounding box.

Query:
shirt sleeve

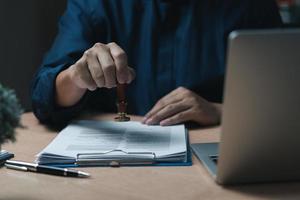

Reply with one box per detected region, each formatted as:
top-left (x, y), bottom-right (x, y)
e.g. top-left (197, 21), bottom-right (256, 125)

top-left (31, 0), bottom-right (104, 127)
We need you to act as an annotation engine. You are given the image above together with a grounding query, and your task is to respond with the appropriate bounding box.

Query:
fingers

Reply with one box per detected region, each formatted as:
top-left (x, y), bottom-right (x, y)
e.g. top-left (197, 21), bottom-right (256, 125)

top-left (160, 109), bottom-right (193, 126)
top-left (127, 67), bottom-right (136, 83)
top-left (74, 42), bottom-right (134, 90)
top-left (107, 42), bottom-right (128, 84)
top-left (73, 56), bottom-right (97, 91)
top-left (107, 42), bottom-right (135, 84)
top-left (143, 87), bottom-right (186, 122)
top-left (93, 43), bottom-right (116, 88)
top-left (142, 87), bottom-right (221, 126)
top-left (144, 100), bottom-right (191, 125)
top-left (84, 50), bottom-right (105, 88)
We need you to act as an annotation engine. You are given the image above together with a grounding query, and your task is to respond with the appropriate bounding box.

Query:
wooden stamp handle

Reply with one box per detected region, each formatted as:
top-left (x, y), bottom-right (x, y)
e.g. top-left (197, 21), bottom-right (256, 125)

top-left (115, 83), bottom-right (130, 121)
top-left (116, 83), bottom-right (126, 103)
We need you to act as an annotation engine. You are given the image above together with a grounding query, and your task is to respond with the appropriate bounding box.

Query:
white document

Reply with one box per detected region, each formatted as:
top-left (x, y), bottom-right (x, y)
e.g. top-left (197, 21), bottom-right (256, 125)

top-left (36, 120), bottom-right (187, 165)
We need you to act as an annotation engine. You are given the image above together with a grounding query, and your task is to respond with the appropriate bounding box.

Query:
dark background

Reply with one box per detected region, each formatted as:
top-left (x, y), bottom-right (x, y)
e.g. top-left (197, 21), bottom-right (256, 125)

top-left (0, 0), bottom-right (67, 111)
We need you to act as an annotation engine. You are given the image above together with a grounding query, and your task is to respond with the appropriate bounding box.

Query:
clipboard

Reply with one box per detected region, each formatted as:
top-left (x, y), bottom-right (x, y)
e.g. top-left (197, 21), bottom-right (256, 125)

top-left (46, 130), bottom-right (192, 168)
top-left (76, 150), bottom-right (156, 166)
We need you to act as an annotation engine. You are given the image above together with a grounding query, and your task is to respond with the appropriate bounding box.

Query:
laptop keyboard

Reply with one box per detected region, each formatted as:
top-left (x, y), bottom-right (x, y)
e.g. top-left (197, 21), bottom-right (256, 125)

top-left (209, 155), bottom-right (219, 164)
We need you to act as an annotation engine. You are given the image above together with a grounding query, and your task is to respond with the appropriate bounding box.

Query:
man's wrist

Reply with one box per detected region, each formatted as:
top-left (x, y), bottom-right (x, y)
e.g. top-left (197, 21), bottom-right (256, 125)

top-left (55, 66), bottom-right (86, 107)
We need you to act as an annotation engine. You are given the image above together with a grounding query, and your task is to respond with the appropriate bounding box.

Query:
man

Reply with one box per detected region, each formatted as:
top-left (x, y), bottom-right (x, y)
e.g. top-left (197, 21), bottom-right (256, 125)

top-left (31, 0), bottom-right (282, 127)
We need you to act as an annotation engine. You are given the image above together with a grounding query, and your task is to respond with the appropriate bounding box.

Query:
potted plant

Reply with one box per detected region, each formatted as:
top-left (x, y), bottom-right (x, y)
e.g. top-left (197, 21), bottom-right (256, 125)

top-left (0, 84), bottom-right (23, 161)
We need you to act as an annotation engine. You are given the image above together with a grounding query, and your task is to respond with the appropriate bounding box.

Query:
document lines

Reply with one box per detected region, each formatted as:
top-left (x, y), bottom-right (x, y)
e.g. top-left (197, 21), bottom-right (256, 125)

top-left (36, 120), bottom-right (191, 167)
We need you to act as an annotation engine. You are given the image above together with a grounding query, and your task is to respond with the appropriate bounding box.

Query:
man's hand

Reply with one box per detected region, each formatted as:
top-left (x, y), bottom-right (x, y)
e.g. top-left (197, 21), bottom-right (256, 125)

top-left (56, 42), bottom-right (135, 107)
top-left (142, 87), bottom-right (221, 126)
top-left (69, 42), bottom-right (135, 90)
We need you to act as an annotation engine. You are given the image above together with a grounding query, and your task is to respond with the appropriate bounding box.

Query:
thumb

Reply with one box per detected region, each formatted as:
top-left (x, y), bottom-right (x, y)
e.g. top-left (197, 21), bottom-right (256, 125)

top-left (126, 67), bottom-right (136, 84)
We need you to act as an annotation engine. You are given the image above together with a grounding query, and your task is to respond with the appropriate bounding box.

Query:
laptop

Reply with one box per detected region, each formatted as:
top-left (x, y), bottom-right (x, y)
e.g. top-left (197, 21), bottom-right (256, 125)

top-left (191, 29), bottom-right (300, 185)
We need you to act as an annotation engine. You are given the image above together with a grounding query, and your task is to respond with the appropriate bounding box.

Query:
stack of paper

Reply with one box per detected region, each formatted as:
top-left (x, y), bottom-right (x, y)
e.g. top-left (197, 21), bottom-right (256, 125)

top-left (36, 120), bottom-right (189, 166)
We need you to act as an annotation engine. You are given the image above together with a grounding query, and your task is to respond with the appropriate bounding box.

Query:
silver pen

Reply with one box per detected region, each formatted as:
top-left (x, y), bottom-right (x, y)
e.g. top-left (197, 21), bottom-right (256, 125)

top-left (5, 160), bottom-right (90, 178)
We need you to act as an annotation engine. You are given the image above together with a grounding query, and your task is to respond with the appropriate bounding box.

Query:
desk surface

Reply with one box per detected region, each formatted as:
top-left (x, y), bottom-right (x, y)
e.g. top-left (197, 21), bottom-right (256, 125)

top-left (1, 113), bottom-right (300, 200)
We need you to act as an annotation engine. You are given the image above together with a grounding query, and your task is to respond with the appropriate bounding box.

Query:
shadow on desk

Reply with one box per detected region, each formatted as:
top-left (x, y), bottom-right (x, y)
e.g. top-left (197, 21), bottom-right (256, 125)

top-left (225, 182), bottom-right (300, 198)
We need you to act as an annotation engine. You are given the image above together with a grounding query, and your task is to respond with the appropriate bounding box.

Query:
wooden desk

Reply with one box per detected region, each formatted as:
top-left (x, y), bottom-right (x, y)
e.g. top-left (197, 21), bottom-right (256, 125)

top-left (1, 113), bottom-right (300, 200)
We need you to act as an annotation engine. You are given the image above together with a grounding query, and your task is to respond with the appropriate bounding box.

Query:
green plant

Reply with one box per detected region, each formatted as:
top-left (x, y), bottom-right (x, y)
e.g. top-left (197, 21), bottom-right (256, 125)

top-left (0, 84), bottom-right (23, 145)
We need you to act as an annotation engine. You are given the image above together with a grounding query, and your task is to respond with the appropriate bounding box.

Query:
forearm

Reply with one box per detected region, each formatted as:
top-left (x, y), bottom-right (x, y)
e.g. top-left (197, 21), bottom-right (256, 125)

top-left (55, 66), bottom-right (86, 107)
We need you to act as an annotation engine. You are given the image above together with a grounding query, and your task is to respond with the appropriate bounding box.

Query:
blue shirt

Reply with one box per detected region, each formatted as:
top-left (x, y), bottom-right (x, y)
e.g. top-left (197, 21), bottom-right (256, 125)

top-left (31, 0), bottom-right (282, 126)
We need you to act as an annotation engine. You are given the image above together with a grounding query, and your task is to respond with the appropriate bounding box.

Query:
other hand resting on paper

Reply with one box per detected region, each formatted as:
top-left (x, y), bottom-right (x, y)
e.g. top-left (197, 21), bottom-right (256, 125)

top-left (142, 87), bottom-right (222, 126)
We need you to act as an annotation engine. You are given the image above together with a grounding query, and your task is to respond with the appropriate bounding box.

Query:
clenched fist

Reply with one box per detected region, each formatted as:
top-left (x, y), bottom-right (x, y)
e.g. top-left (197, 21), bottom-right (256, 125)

top-left (55, 42), bottom-right (135, 107)
top-left (70, 42), bottom-right (135, 90)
